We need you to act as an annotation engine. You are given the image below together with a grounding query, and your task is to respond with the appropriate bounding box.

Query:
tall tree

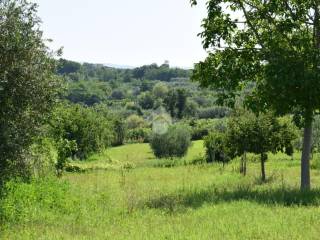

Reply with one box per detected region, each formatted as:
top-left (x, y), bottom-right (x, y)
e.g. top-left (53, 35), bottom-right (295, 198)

top-left (0, 0), bottom-right (60, 180)
top-left (191, 0), bottom-right (320, 190)
top-left (176, 89), bottom-right (187, 119)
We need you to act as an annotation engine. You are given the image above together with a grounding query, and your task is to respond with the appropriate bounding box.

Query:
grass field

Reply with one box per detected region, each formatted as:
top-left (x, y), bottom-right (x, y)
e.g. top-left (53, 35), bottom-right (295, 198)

top-left (2, 140), bottom-right (320, 239)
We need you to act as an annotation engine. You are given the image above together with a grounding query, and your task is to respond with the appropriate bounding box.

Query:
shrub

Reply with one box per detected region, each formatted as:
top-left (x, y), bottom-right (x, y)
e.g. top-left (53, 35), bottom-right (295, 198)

top-left (198, 106), bottom-right (230, 119)
top-left (183, 100), bottom-right (199, 118)
top-left (138, 91), bottom-right (155, 109)
top-left (204, 131), bottom-right (230, 163)
top-left (125, 102), bottom-right (143, 115)
top-left (126, 128), bottom-right (152, 143)
top-left (27, 138), bottom-right (58, 178)
top-left (152, 82), bottom-right (169, 99)
top-left (112, 119), bottom-right (126, 146)
top-left (110, 89), bottom-right (125, 100)
top-left (50, 104), bottom-right (114, 160)
top-left (55, 139), bottom-right (77, 176)
top-left (188, 119), bottom-right (226, 140)
top-left (149, 125), bottom-right (191, 158)
top-left (311, 154), bottom-right (320, 170)
top-left (126, 114), bottom-right (146, 129)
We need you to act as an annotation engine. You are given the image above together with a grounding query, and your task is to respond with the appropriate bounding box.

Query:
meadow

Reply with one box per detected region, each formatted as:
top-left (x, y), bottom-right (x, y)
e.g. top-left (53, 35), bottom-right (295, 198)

top-left (1, 140), bottom-right (320, 240)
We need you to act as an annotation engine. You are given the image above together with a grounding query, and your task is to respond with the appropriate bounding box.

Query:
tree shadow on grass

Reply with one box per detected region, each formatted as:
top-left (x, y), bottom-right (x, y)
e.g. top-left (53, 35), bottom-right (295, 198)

top-left (144, 185), bottom-right (320, 212)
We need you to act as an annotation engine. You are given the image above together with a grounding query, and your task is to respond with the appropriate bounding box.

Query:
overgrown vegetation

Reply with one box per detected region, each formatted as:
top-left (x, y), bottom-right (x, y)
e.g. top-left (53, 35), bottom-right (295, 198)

top-left (2, 0), bottom-right (320, 238)
top-left (149, 125), bottom-right (191, 159)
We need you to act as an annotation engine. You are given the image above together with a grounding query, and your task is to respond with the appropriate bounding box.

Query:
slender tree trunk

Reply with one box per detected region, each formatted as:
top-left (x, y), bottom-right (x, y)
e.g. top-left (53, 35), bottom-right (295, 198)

top-left (240, 152), bottom-right (247, 176)
top-left (243, 151), bottom-right (247, 176)
top-left (301, 119), bottom-right (313, 190)
top-left (260, 153), bottom-right (266, 182)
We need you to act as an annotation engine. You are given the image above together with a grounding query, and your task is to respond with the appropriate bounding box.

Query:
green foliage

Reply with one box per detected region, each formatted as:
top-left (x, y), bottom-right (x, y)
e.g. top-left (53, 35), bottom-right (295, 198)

top-left (204, 131), bottom-right (230, 163)
top-left (50, 104), bottom-right (113, 160)
top-left (278, 116), bottom-right (300, 157)
top-left (57, 58), bottom-right (81, 75)
top-left (125, 102), bottom-right (143, 116)
top-left (0, 0), bottom-right (60, 181)
top-left (3, 141), bottom-right (320, 239)
top-left (110, 89), bottom-right (126, 100)
top-left (149, 125), bottom-right (191, 158)
top-left (126, 128), bottom-right (151, 143)
top-left (27, 138), bottom-right (57, 178)
top-left (198, 106), bottom-right (230, 119)
top-left (55, 139), bottom-right (77, 176)
top-left (164, 88), bottom-right (187, 119)
top-left (191, 0), bottom-right (320, 188)
top-left (65, 80), bottom-right (111, 106)
top-left (311, 153), bottom-right (320, 170)
top-left (138, 91), bottom-right (155, 110)
top-left (152, 82), bottom-right (169, 99)
top-left (183, 99), bottom-right (199, 118)
top-left (57, 60), bottom-right (190, 84)
top-left (192, 0), bottom-right (320, 118)
top-left (225, 111), bottom-right (299, 180)
top-left (0, 178), bottom-right (75, 223)
top-left (132, 62), bottom-right (190, 81)
top-left (125, 114), bottom-right (147, 129)
top-left (312, 115), bottom-right (320, 153)
top-left (112, 119), bottom-right (126, 146)
top-left (226, 112), bottom-right (298, 158)
top-left (188, 118), bottom-right (226, 140)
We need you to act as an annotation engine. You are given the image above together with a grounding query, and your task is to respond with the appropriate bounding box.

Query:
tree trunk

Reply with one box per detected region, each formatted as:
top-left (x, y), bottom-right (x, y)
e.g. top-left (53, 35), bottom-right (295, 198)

top-left (301, 119), bottom-right (313, 190)
top-left (240, 152), bottom-right (246, 176)
top-left (243, 151), bottom-right (247, 176)
top-left (260, 153), bottom-right (266, 182)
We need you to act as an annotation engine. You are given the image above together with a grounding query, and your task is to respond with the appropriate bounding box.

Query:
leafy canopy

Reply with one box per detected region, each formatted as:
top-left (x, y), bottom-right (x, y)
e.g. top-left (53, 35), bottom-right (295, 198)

top-left (191, 0), bottom-right (320, 121)
top-left (0, 0), bottom-right (60, 179)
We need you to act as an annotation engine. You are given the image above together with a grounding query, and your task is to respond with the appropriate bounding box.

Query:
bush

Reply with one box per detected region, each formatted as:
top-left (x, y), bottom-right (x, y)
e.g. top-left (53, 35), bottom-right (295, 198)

top-left (112, 119), bottom-right (126, 146)
top-left (50, 104), bottom-right (114, 160)
top-left (204, 131), bottom-right (230, 163)
top-left (110, 89), bottom-right (126, 100)
top-left (198, 106), bottom-right (230, 119)
top-left (188, 119), bottom-right (226, 140)
top-left (125, 102), bottom-right (143, 115)
top-left (126, 128), bottom-right (152, 143)
top-left (138, 91), bottom-right (155, 110)
top-left (149, 125), bottom-right (191, 158)
top-left (152, 82), bottom-right (169, 99)
top-left (126, 114), bottom-right (146, 129)
top-left (27, 138), bottom-right (58, 178)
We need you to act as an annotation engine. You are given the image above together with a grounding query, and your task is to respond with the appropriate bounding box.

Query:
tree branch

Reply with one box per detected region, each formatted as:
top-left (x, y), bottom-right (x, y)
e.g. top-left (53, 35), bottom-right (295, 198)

top-left (236, 0), bottom-right (265, 48)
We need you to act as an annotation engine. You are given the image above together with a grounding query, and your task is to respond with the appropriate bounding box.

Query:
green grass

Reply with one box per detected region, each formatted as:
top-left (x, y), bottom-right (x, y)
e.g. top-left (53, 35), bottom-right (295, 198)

top-left (71, 140), bottom-right (206, 170)
top-left (2, 141), bottom-right (320, 239)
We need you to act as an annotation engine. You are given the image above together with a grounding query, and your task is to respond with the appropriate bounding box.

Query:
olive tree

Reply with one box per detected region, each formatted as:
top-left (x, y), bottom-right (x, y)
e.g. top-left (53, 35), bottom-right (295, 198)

top-left (191, 0), bottom-right (320, 190)
top-left (0, 0), bottom-right (60, 181)
top-left (149, 125), bottom-right (191, 159)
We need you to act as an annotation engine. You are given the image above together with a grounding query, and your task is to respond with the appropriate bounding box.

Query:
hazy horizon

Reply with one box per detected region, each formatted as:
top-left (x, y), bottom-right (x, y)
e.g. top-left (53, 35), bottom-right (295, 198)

top-left (34, 0), bottom-right (208, 68)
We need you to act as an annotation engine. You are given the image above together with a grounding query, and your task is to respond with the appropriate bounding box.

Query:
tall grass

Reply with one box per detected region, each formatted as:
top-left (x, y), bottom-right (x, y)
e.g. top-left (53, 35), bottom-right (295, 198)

top-left (1, 142), bottom-right (320, 239)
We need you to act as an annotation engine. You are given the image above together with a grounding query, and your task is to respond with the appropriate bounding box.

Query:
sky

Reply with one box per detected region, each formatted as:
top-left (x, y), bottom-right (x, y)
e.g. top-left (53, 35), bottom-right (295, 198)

top-left (33, 0), bottom-right (208, 68)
